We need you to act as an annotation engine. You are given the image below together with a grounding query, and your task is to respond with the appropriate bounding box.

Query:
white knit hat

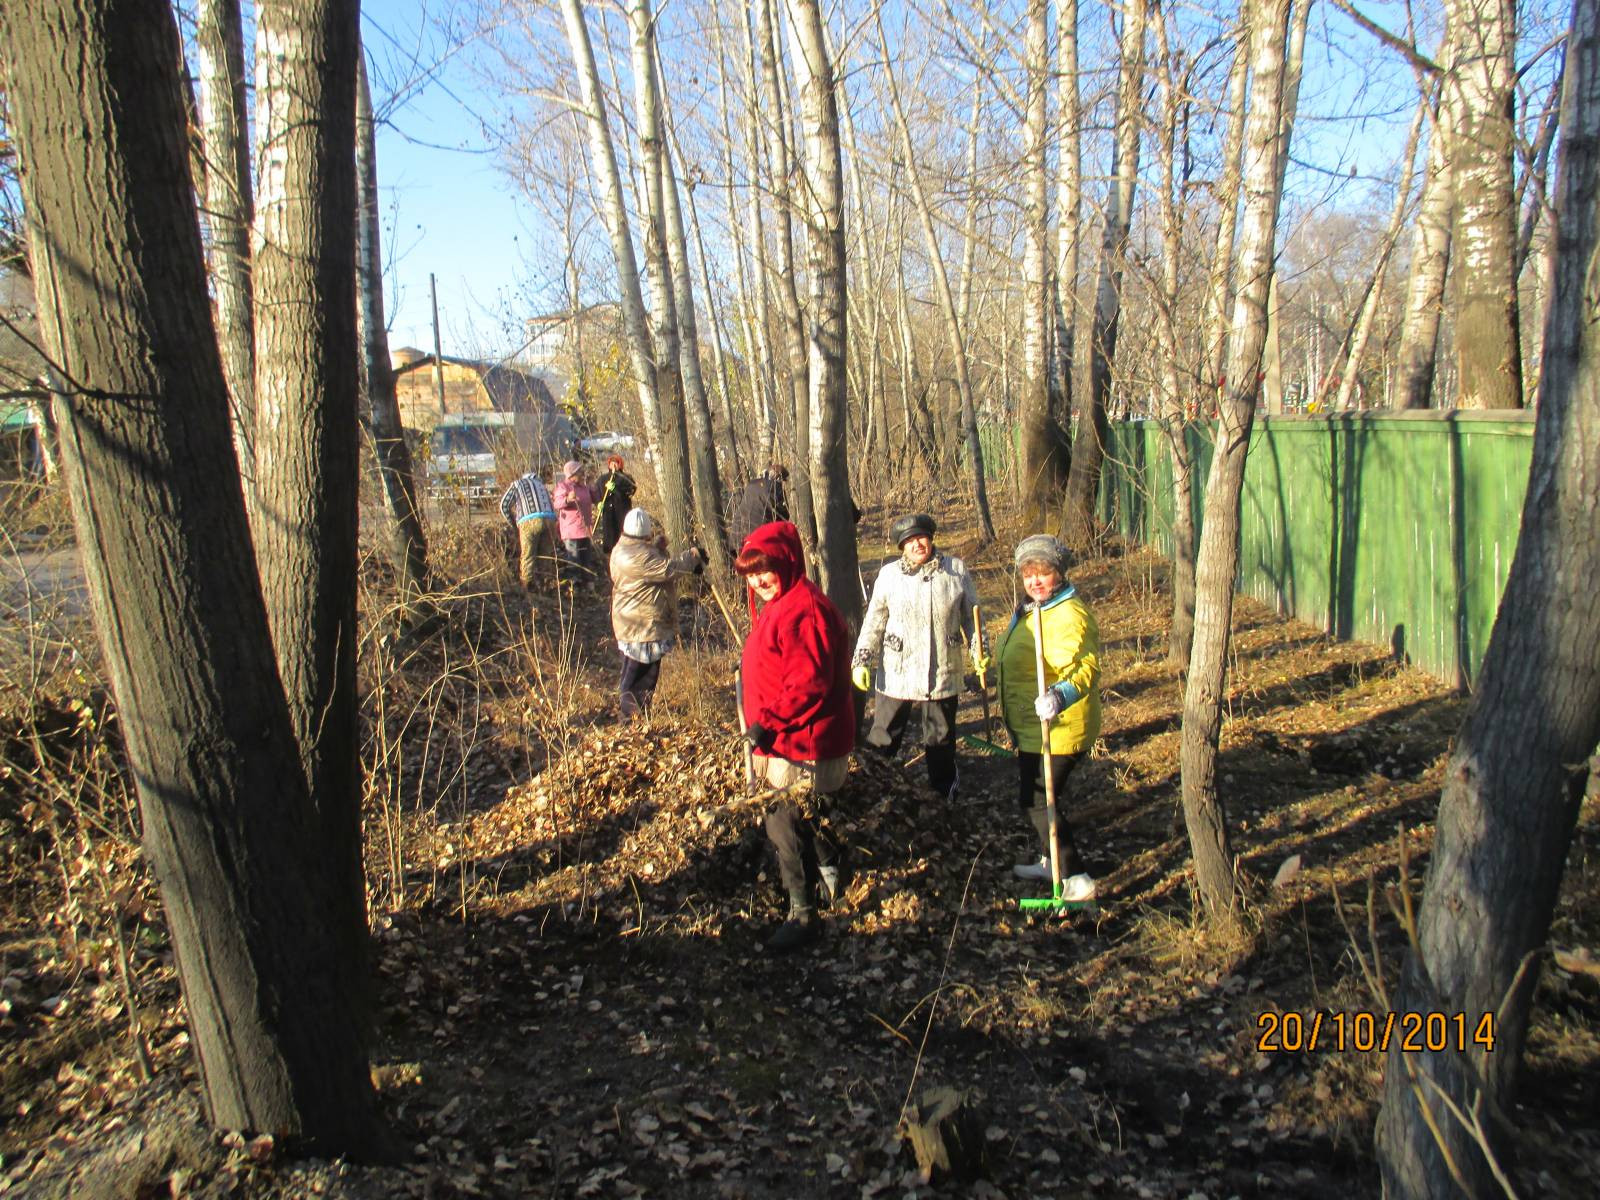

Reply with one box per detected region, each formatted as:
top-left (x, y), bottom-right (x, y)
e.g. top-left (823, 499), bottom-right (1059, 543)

top-left (622, 507), bottom-right (654, 538)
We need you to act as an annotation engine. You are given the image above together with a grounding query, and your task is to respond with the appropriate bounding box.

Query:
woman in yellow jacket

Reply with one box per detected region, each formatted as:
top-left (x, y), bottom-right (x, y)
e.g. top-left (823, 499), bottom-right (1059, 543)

top-left (994, 535), bottom-right (1101, 901)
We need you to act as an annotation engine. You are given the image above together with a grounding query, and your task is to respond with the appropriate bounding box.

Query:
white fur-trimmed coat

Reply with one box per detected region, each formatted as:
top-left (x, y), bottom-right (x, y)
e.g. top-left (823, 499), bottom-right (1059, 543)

top-left (851, 553), bottom-right (979, 700)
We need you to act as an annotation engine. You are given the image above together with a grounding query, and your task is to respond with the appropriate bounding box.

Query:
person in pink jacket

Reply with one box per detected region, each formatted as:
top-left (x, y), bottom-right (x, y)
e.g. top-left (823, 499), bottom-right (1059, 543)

top-left (551, 459), bottom-right (600, 579)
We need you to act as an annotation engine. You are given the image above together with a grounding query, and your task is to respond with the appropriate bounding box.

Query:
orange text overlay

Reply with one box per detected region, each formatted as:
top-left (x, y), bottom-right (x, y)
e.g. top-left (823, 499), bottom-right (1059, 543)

top-left (1254, 1010), bottom-right (1496, 1054)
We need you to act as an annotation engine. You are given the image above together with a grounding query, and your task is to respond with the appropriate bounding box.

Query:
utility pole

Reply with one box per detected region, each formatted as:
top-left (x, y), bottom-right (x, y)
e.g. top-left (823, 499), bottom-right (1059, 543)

top-left (430, 272), bottom-right (447, 413)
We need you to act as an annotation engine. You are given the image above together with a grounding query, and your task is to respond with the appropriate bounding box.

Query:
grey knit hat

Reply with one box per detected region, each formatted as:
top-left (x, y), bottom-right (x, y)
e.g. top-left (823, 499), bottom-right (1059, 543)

top-left (1013, 534), bottom-right (1068, 574)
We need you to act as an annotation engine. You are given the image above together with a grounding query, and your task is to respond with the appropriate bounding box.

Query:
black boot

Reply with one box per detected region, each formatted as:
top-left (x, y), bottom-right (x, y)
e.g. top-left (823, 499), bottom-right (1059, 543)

top-left (766, 900), bottom-right (821, 953)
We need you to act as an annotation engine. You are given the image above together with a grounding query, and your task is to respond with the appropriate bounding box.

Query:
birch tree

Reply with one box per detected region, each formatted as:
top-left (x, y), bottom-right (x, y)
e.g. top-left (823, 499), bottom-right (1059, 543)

top-left (875, 13), bottom-right (994, 544)
top-left (623, 0), bottom-right (696, 544)
top-left (1395, 65), bottom-right (1454, 409)
top-left (1444, 0), bottom-right (1522, 409)
top-left (195, 0), bottom-right (255, 478)
top-left (558, 0), bottom-right (679, 538)
top-left (1017, 0), bottom-right (1062, 528)
top-left (785, 0), bottom-right (859, 623)
top-left (1376, 5), bottom-right (1600, 1191)
top-left (1063, 0), bottom-right (1147, 548)
top-left (1179, 0), bottom-right (1296, 927)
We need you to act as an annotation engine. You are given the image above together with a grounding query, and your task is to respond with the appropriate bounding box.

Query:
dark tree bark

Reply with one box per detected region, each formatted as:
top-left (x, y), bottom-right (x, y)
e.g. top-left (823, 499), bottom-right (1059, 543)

top-left (250, 0), bottom-right (369, 1005)
top-left (1179, 0), bottom-right (1296, 928)
top-left (0, 0), bottom-right (381, 1150)
top-left (356, 50), bottom-right (431, 607)
top-left (1375, 1), bottom-right (1600, 1191)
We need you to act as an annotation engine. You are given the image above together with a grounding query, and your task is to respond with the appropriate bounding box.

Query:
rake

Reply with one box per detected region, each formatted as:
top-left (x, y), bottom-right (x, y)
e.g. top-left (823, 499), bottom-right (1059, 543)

top-left (1017, 600), bottom-right (1094, 914)
top-left (960, 604), bottom-right (1013, 757)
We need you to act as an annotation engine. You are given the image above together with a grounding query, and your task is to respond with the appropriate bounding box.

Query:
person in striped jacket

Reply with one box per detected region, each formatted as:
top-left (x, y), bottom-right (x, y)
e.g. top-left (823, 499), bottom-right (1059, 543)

top-left (500, 466), bottom-right (557, 592)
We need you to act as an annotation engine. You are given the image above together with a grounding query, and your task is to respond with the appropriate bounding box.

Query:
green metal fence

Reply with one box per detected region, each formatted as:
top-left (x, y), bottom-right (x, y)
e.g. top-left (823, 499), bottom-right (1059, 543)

top-left (1098, 411), bottom-right (1535, 687)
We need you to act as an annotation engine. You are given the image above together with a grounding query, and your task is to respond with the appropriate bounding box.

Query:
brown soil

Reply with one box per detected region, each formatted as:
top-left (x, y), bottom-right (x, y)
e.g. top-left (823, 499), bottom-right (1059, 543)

top-left (2, 517), bottom-right (1596, 1199)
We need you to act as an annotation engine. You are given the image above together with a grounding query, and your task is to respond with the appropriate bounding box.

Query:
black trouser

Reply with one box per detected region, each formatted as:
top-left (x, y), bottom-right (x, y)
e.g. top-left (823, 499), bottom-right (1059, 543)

top-left (619, 656), bottom-right (661, 719)
top-left (765, 801), bottom-right (842, 913)
top-left (1015, 750), bottom-right (1085, 875)
top-left (865, 693), bottom-right (959, 794)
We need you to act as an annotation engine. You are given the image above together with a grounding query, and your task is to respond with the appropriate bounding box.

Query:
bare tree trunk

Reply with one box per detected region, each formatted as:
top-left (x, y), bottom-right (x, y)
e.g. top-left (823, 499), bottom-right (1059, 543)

top-left (1376, 7), bottom-right (1600, 1191)
top-left (1395, 64), bottom-right (1455, 409)
top-left (875, 15), bottom-right (994, 544)
top-left (759, 0), bottom-right (816, 551)
top-left (1153, 1), bottom-right (1195, 667)
top-left (1052, 0), bottom-right (1080, 447)
top-left (1179, 0), bottom-right (1295, 928)
top-left (1, 0), bottom-right (383, 1150)
top-left (786, 0), bottom-right (859, 624)
top-left (624, 0), bottom-right (696, 545)
top-left (1063, 0), bottom-right (1146, 548)
top-left (733, 0), bottom-right (780, 468)
top-left (1445, 0), bottom-right (1522, 409)
top-left (1017, 0), bottom-right (1063, 528)
top-left (356, 50), bottom-right (430, 606)
top-left (195, 0), bottom-right (255, 482)
top-left (1201, 25), bottom-right (1250, 397)
top-left (559, 0), bottom-right (671, 533)
top-left (250, 0), bottom-right (368, 1004)
top-left (1334, 100), bottom-right (1425, 412)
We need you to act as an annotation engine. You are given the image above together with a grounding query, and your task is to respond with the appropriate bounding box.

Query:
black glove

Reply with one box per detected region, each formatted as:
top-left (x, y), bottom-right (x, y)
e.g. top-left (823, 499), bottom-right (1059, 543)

top-left (744, 722), bottom-right (774, 751)
top-left (692, 545), bottom-right (708, 574)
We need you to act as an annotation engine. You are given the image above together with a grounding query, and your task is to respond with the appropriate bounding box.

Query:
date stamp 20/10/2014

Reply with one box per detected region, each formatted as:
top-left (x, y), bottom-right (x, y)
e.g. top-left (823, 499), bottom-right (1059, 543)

top-left (1255, 1010), bottom-right (1496, 1055)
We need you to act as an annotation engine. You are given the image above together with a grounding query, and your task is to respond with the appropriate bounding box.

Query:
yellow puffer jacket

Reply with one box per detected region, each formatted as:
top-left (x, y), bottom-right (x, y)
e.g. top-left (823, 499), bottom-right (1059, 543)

top-left (994, 586), bottom-right (1101, 755)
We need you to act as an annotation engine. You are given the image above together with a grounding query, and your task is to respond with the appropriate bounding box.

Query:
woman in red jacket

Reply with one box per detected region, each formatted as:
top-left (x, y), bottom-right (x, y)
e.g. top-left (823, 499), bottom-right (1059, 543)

top-left (736, 521), bottom-right (854, 953)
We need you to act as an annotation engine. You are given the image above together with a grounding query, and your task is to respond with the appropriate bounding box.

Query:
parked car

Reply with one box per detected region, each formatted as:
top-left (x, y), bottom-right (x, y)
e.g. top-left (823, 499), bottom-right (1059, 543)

top-left (428, 410), bottom-right (574, 503)
top-left (579, 431), bottom-right (636, 454)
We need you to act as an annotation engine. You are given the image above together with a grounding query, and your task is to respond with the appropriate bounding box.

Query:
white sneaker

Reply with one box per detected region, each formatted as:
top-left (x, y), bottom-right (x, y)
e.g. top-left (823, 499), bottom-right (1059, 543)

top-left (1012, 855), bottom-right (1052, 881)
top-left (1060, 873), bottom-right (1097, 902)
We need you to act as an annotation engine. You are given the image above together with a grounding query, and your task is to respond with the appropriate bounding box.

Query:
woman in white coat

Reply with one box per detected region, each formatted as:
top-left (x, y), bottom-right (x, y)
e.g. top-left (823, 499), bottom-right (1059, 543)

top-left (850, 514), bottom-right (982, 800)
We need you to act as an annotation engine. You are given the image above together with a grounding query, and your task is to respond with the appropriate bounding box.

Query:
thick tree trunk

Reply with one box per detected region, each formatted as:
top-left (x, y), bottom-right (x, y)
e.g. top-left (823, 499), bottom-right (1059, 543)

top-left (1445, 0), bottom-right (1522, 409)
top-left (1063, 0), bottom-right (1146, 548)
top-left (250, 0), bottom-right (368, 1006)
top-left (785, 0), bottom-right (859, 625)
top-left (875, 15), bottom-right (994, 545)
top-left (1179, 0), bottom-right (1295, 928)
top-left (1, 0), bottom-right (381, 1150)
top-left (1017, 0), bottom-right (1063, 529)
top-left (1376, 6), bottom-right (1600, 1191)
top-left (195, 0), bottom-right (255, 482)
top-left (356, 51), bottom-right (431, 606)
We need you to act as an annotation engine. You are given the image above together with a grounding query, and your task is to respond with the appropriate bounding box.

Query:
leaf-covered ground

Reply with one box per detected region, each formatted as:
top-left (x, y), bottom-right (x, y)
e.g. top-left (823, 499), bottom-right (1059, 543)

top-left (2, 517), bottom-right (1597, 1199)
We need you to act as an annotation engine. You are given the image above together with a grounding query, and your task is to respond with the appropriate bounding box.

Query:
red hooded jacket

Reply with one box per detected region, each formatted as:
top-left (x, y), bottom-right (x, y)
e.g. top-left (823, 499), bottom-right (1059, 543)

top-left (739, 521), bottom-right (855, 764)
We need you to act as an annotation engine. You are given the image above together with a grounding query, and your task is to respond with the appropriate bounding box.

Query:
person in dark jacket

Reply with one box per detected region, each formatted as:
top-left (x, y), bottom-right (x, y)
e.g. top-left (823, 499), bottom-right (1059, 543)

top-left (730, 464), bottom-right (789, 553)
top-left (736, 520), bottom-right (854, 953)
top-left (593, 454), bottom-right (637, 557)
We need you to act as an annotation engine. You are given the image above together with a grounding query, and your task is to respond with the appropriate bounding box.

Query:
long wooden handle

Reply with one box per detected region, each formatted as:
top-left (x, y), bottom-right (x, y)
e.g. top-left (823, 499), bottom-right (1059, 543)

top-left (1032, 603), bottom-right (1062, 896)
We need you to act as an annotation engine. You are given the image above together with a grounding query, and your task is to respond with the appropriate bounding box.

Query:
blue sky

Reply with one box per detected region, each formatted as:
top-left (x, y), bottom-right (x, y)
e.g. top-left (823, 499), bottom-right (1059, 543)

top-left (365, 4), bottom-right (535, 358)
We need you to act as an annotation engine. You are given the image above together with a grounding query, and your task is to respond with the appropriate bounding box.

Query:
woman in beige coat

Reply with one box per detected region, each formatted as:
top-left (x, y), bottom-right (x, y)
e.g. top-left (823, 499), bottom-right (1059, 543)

top-left (609, 508), bottom-right (705, 718)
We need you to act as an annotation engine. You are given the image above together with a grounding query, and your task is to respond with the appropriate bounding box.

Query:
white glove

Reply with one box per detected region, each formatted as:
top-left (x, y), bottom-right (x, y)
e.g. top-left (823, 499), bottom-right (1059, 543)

top-left (1034, 690), bottom-right (1065, 721)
